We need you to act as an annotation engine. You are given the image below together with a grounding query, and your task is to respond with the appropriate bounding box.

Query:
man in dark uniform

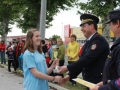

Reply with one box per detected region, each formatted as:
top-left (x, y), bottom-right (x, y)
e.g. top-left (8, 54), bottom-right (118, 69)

top-left (90, 9), bottom-right (120, 90)
top-left (58, 14), bottom-right (109, 89)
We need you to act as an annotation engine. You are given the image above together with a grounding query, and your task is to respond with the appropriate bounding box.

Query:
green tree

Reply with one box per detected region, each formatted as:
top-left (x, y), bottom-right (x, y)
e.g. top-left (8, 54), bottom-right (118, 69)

top-left (0, 1), bottom-right (20, 41)
top-left (4, 0), bottom-right (78, 32)
top-left (77, 0), bottom-right (120, 41)
top-left (49, 35), bottom-right (61, 40)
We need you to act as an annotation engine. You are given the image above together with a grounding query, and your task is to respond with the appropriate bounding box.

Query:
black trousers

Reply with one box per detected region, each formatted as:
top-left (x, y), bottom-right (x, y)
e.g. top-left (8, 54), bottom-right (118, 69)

top-left (8, 60), bottom-right (16, 72)
top-left (68, 61), bottom-right (76, 84)
top-left (15, 56), bottom-right (19, 69)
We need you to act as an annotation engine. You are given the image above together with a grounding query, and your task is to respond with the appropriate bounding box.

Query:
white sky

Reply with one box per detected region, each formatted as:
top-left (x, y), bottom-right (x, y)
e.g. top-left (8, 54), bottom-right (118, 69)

top-left (8, 0), bottom-right (87, 39)
top-left (45, 7), bottom-right (80, 39)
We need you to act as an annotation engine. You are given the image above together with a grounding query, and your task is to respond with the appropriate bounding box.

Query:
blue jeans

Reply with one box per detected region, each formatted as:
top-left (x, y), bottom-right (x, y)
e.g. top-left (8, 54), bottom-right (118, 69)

top-left (1, 51), bottom-right (6, 64)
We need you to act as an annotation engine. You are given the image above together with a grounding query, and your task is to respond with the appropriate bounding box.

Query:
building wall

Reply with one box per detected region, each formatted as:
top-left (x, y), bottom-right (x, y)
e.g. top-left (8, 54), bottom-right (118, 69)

top-left (71, 27), bottom-right (85, 39)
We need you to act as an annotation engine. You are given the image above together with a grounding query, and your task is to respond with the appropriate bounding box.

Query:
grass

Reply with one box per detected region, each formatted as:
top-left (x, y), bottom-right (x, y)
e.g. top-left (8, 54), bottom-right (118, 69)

top-left (61, 73), bottom-right (86, 90)
top-left (63, 81), bottom-right (86, 90)
top-left (0, 64), bottom-right (4, 68)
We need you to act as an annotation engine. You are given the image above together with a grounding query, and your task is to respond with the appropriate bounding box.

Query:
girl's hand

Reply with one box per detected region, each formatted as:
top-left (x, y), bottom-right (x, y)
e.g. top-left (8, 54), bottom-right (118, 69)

top-left (49, 60), bottom-right (52, 64)
top-left (51, 60), bottom-right (59, 69)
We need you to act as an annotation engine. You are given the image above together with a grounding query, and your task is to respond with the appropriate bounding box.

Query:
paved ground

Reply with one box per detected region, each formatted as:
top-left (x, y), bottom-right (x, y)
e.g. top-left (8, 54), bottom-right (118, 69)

top-left (0, 67), bottom-right (23, 90)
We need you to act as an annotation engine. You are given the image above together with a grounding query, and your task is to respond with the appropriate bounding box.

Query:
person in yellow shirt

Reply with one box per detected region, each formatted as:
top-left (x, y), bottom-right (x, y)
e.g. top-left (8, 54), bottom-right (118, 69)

top-left (67, 34), bottom-right (80, 85)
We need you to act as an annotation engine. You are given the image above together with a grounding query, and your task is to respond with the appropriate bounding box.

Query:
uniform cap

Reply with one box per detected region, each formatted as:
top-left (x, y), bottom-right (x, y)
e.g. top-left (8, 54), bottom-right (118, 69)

top-left (80, 14), bottom-right (99, 26)
top-left (106, 9), bottom-right (120, 24)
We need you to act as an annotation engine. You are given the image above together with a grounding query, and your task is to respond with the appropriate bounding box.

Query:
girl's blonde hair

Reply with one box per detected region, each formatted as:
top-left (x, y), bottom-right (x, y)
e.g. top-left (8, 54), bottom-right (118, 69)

top-left (57, 38), bottom-right (63, 44)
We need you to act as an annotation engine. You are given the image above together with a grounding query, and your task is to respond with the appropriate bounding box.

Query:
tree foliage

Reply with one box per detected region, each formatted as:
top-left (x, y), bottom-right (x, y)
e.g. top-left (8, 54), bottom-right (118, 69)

top-left (0, 1), bottom-right (21, 40)
top-left (49, 35), bottom-right (61, 40)
top-left (77, 0), bottom-right (120, 41)
top-left (3, 0), bottom-right (78, 33)
top-left (77, 0), bottom-right (120, 20)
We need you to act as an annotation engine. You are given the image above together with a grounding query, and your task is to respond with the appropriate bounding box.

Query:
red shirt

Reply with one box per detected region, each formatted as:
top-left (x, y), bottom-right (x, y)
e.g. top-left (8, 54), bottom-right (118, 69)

top-left (16, 43), bottom-right (24, 56)
top-left (1, 43), bottom-right (6, 52)
top-left (0, 44), bottom-right (1, 51)
top-left (46, 57), bottom-right (50, 67)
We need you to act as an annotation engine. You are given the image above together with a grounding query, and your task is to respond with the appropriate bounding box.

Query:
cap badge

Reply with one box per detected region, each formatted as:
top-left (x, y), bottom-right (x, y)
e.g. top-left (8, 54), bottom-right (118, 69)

top-left (82, 19), bottom-right (93, 23)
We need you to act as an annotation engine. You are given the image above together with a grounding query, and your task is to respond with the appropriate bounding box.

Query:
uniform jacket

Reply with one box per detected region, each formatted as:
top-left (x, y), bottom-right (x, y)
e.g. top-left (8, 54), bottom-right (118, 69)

top-left (99, 37), bottom-right (120, 90)
top-left (67, 32), bottom-right (109, 84)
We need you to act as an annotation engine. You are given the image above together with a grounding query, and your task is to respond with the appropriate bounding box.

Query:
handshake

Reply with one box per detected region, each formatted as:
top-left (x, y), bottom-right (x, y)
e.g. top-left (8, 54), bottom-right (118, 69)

top-left (53, 66), bottom-right (70, 85)
top-left (52, 74), bottom-right (70, 86)
top-left (51, 60), bottom-right (70, 85)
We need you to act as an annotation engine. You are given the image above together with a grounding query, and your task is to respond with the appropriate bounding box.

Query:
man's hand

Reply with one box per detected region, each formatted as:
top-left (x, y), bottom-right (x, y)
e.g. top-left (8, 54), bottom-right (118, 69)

top-left (90, 85), bottom-right (99, 90)
top-left (59, 75), bottom-right (70, 86)
top-left (58, 66), bottom-right (68, 74)
top-left (96, 81), bottom-right (103, 86)
top-left (89, 81), bottom-right (102, 90)
top-left (54, 76), bottom-right (62, 83)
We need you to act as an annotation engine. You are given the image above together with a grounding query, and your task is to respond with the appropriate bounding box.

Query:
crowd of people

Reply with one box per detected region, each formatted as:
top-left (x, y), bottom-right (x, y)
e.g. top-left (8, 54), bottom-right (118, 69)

top-left (0, 38), bottom-right (25, 73)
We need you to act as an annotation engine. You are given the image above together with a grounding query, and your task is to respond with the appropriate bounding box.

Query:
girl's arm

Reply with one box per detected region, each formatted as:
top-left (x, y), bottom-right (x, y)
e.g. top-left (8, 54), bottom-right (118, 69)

top-left (47, 66), bottom-right (54, 74)
top-left (30, 68), bottom-right (54, 81)
top-left (47, 60), bottom-right (59, 74)
top-left (30, 68), bottom-right (61, 82)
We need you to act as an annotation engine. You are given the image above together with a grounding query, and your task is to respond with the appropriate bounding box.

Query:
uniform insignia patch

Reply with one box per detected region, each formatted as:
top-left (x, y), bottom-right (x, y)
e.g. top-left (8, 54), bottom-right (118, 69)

top-left (91, 44), bottom-right (97, 50)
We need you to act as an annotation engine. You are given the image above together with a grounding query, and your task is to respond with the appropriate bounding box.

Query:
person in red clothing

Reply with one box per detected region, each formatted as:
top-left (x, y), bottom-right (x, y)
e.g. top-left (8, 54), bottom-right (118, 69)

top-left (16, 39), bottom-right (24, 69)
top-left (0, 41), bottom-right (1, 61)
top-left (45, 52), bottom-right (50, 67)
top-left (16, 39), bottom-right (24, 57)
top-left (1, 40), bottom-right (6, 64)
